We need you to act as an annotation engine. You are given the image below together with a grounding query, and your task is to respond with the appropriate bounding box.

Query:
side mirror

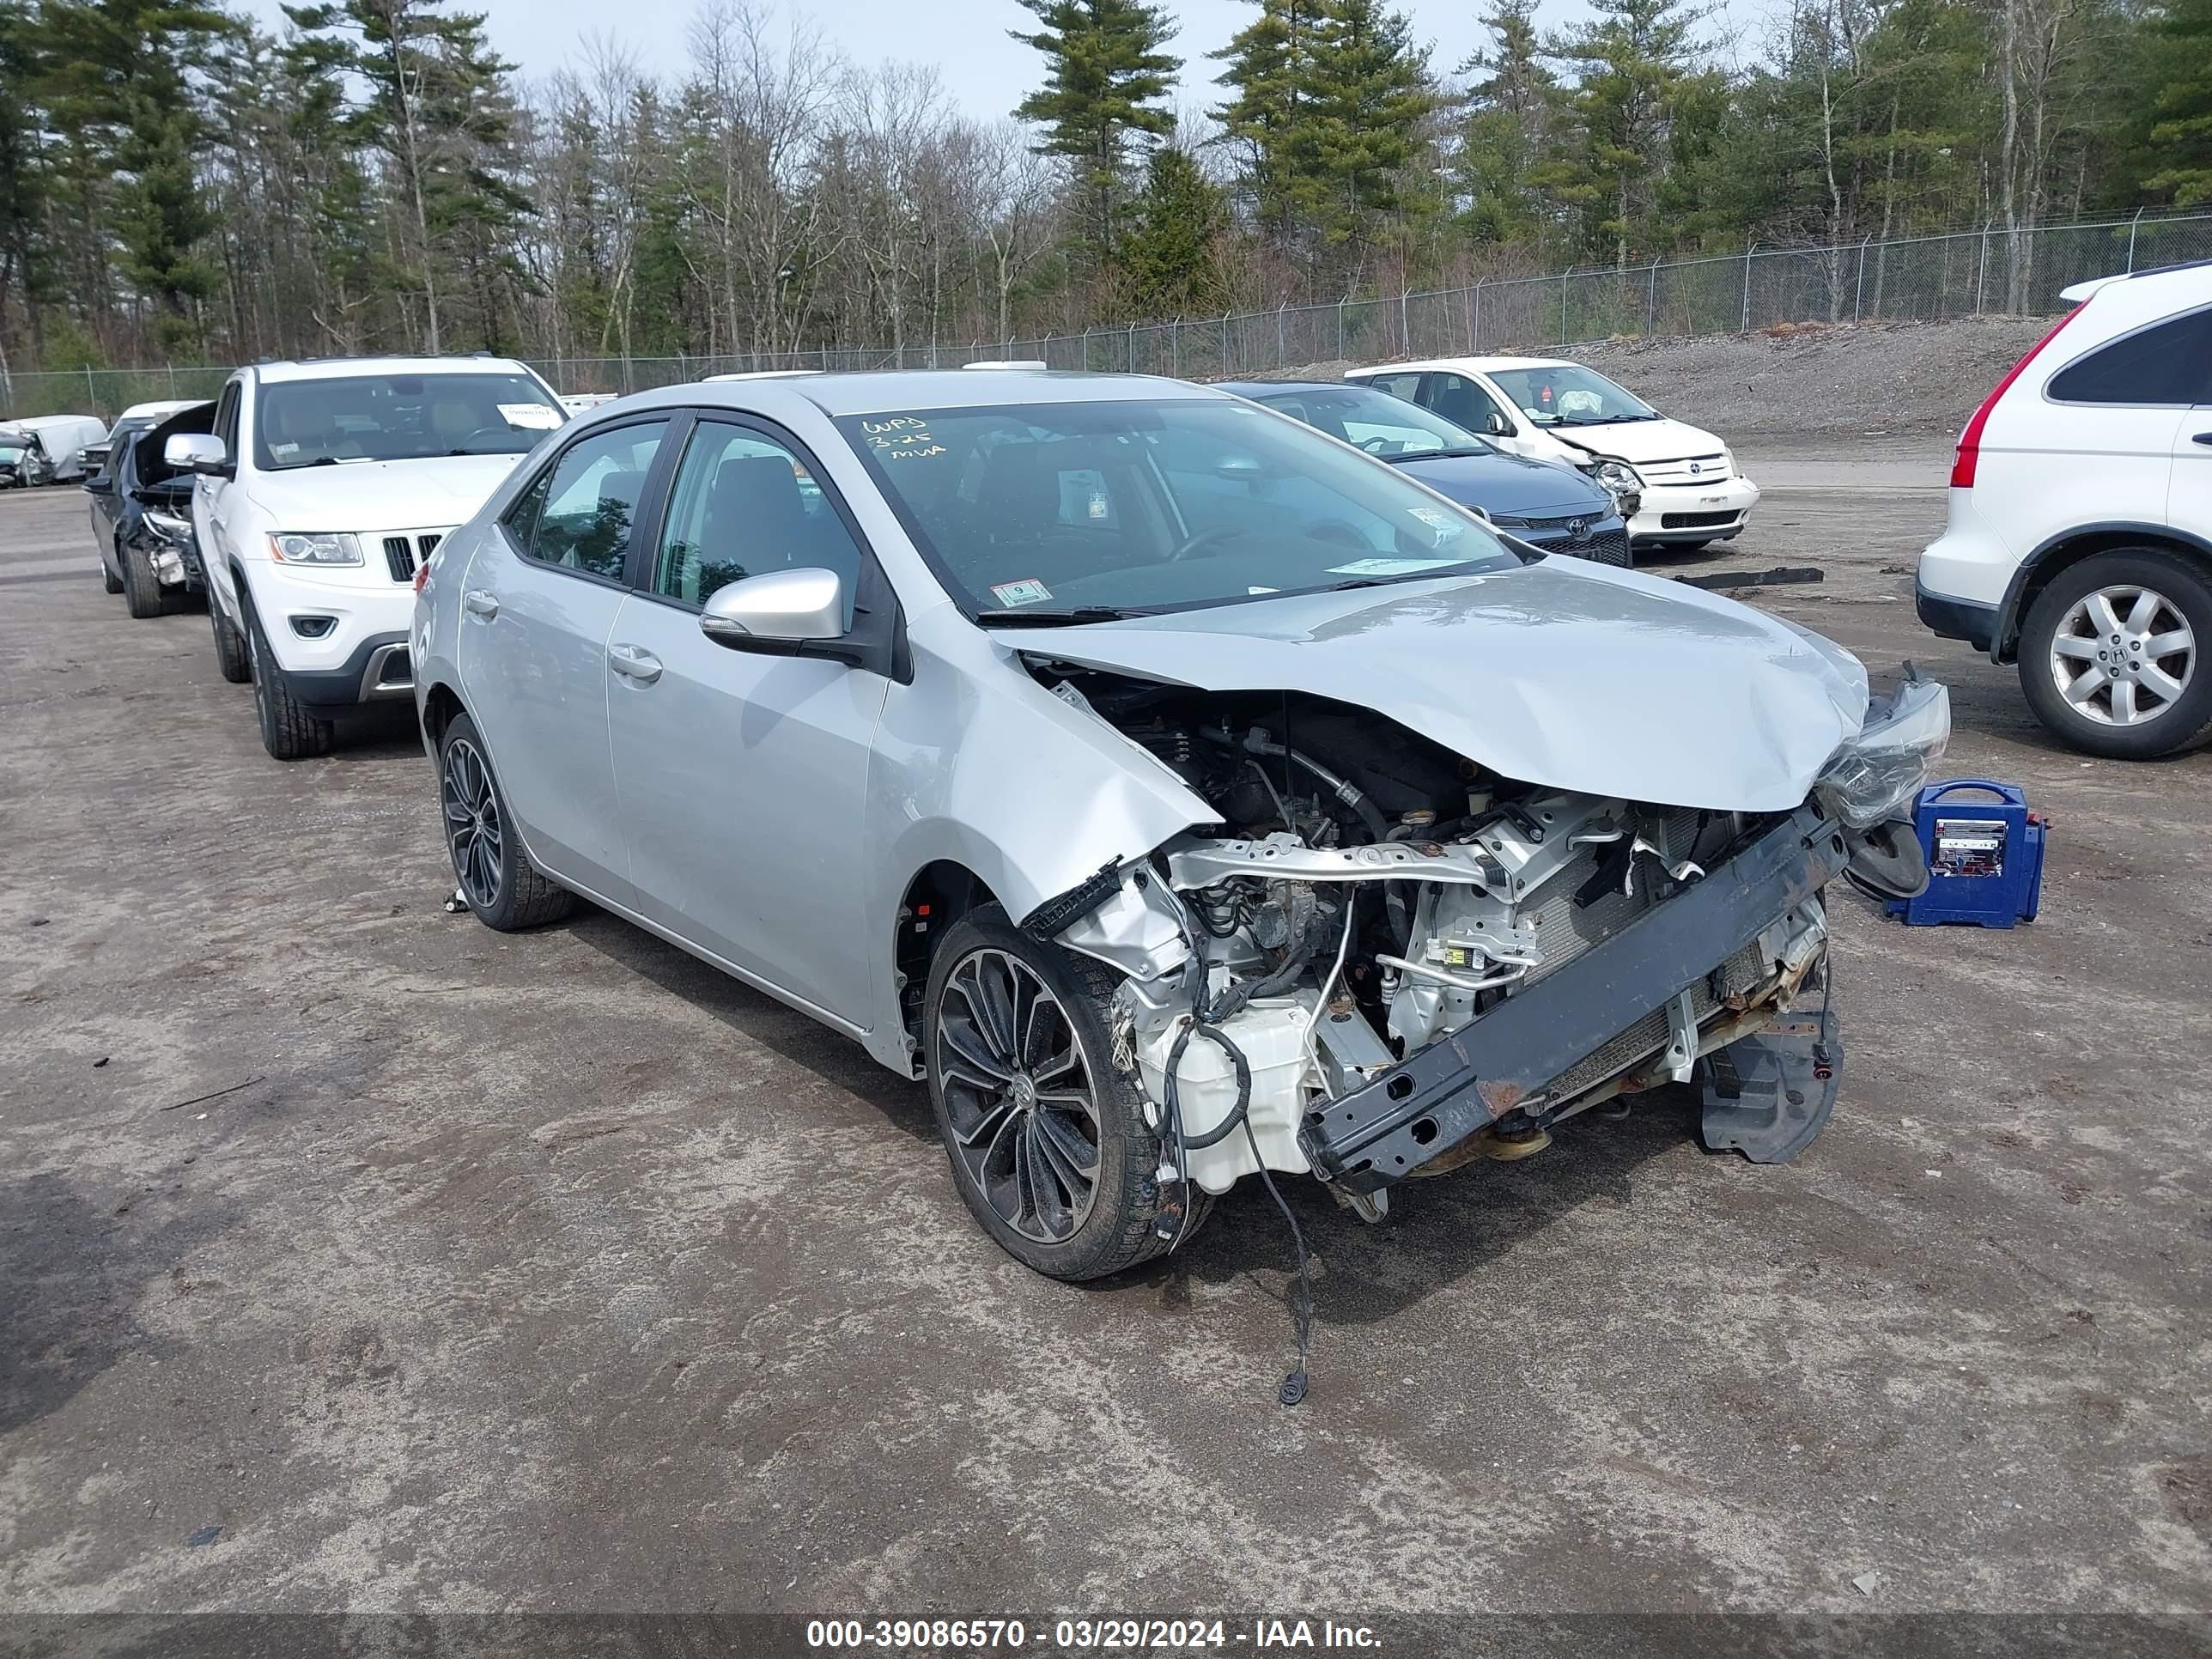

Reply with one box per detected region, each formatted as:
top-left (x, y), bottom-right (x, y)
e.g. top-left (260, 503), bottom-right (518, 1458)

top-left (1486, 412), bottom-right (1511, 437)
top-left (699, 567), bottom-right (848, 650)
top-left (165, 432), bottom-right (228, 476)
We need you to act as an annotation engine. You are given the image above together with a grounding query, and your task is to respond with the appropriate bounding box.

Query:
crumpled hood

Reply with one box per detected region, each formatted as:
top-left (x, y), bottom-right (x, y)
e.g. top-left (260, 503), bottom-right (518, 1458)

top-left (245, 453), bottom-right (528, 531)
top-left (1393, 450), bottom-right (1610, 518)
top-left (1018, 563), bottom-right (1869, 812)
top-left (1547, 416), bottom-right (1728, 466)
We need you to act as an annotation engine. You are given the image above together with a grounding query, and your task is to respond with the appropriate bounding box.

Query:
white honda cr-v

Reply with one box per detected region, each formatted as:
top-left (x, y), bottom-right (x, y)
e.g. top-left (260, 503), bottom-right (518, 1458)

top-left (167, 356), bottom-right (568, 759)
top-left (1917, 260), bottom-right (2212, 758)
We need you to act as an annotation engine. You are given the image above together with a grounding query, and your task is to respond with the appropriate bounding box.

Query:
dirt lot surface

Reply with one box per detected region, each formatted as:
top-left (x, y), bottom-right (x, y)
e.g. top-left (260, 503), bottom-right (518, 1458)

top-left (3, 455), bottom-right (2209, 1629)
top-left (1275, 313), bottom-right (2057, 440)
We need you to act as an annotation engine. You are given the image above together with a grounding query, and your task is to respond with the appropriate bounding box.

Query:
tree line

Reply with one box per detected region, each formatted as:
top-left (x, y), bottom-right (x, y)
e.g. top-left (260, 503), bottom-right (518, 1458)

top-left (0, 0), bottom-right (2207, 377)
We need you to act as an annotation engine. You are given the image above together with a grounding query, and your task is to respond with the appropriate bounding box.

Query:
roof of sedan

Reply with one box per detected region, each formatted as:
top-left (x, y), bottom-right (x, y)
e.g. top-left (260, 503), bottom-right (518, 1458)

top-left (771, 368), bottom-right (1222, 418)
top-left (1349, 356), bottom-right (1573, 375)
top-left (1211, 380), bottom-right (1344, 396)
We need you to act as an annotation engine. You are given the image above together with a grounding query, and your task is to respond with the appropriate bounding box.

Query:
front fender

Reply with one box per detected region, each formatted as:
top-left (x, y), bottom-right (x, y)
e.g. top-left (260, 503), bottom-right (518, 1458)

top-left (858, 609), bottom-right (1212, 1059)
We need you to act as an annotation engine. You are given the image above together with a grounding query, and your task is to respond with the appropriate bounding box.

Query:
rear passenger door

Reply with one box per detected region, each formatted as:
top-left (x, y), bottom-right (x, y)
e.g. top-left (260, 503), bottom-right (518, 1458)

top-left (605, 414), bottom-right (889, 1024)
top-left (458, 414), bottom-right (675, 908)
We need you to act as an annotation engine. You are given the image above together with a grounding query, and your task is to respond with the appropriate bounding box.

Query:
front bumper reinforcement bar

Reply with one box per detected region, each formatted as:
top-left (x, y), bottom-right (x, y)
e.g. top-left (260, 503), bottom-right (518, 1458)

top-left (1300, 805), bottom-right (1845, 1193)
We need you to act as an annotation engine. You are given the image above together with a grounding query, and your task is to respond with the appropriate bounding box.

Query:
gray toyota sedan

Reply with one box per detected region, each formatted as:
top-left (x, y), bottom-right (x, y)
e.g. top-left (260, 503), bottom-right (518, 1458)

top-left (411, 369), bottom-right (1944, 1284)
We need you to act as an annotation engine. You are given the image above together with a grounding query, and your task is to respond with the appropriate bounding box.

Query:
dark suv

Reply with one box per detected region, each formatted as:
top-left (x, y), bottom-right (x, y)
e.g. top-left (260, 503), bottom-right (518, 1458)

top-left (84, 403), bottom-right (215, 617)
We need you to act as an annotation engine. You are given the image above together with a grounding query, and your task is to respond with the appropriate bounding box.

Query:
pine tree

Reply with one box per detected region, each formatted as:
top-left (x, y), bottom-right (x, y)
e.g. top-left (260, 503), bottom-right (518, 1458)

top-left (1455, 0), bottom-right (1565, 247)
top-left (1121, 142), bottom-right (1224, 313)
top-left (1302, 0), bottom-right (1433, 241)
top-left (1211, 0), bottom-right (1322, 244)
top-left (33, 0), bottom-right (227, 352)
top-left (1010, 0), bottom-right (1180, 262)
top-left (1212, 0), bottom-right (1430, 264)
top-left (1547, 0), bottom-right (1716, 267)
top-left (286, 0), bottom-right (533, 353)
top-left (2144, 0), bottom-right (2212, 205)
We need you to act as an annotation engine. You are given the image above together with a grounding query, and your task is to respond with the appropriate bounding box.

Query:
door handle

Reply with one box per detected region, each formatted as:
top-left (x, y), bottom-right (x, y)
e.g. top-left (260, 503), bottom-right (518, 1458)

top-left (2193, 432), bottom-right (2212, 446)
top-left (608, 643), bottom-right (663, 684)
top-left (463, 589), bottom-right (499, 618)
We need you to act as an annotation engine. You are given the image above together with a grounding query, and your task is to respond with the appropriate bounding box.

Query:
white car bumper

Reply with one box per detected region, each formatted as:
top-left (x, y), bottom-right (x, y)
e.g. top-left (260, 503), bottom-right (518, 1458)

top-left (1914, 488), bottom-right (2018, 657)
top-left (241, 556), bottom-right (422, 706)
top-left (1628, 475), bottom-right (1761, 544)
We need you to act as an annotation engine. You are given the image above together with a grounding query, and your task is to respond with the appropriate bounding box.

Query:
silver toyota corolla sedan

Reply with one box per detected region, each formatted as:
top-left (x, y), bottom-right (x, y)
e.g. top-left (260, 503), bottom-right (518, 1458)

top-left (411, 369), bottom-right (1946, 1285)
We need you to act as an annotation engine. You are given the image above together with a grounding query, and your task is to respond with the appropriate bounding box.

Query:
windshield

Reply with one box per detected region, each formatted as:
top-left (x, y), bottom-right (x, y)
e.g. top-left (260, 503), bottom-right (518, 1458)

top-left (1247, 386), bottom-right (1492, 461)
top-left (252, 372), bottom-right (565, 471)
top-left (1485, 365), bottom-right (1656, 426)
top-left (836, 398), bottom-right (1522, 621)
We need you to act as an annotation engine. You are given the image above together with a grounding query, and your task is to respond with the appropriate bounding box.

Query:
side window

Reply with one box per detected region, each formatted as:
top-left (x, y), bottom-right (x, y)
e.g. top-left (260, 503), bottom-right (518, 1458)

top-left (653, 420), bottom-right (866, 621)
top-left (1363, 372), bottom-right (1422, 400)
top-left (214, 383), bottom-right (240, 458)
top-left (518, 420), bottom-right (668, 579)
top-left (1428, 373), bottom-right (1506, 434)
top-left (2048, 309), bottom-right (2212, 406)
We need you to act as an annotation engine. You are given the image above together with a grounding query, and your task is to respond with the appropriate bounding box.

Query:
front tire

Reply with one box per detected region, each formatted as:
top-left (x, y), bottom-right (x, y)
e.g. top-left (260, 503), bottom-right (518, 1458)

top-left (437, 712), bottom-right (574, 931)
top-left (122, 540), bottom-right (168, 618)
top-left (242, 593), bottom-right (333, 761)
top-left (2018, 549), bottom-right (2212, 760)
top-left (210, 589), bottom-right (252, 683)
top-left (923, 907), bottom-right (1199, 1280)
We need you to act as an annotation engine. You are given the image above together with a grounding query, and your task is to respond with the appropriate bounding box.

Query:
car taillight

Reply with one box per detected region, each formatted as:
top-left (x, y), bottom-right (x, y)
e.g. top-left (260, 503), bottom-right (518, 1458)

top-left (1951, 307), bottom-right (2081, 489)
top-left (412, 560), bottom-right (429, 595)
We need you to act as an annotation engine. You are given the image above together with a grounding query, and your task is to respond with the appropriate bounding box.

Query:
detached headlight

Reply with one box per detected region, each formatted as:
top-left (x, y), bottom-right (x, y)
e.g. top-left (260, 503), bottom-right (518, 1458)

top-left (143, 508), bottom-right (194, 544)
top-left (268, 531), bottom-right (362, 566)
top-left (1590, 457), bottom-right (1643, 495)
top-left (1818, 677), bottom-right (1951, 828)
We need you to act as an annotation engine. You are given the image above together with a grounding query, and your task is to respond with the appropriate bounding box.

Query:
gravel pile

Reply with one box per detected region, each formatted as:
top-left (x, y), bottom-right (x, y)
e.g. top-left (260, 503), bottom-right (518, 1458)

top-left (1260, 314), bottom-right (2054, 441)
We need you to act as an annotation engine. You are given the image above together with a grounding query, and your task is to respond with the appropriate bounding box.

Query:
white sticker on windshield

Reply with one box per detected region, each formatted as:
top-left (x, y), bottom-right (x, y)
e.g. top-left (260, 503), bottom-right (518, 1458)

top-left (500, 403), bottom-right (562, 431)
top-left (271, 441), bottom-right (299, 458)
top-left (1248, 586), bottom-right (1279, 595)
top-left (989, 578), bottom-right (1053, 608)
top-left (1407, 506), bottom-right (1467, 542)
top-left (1327, 556), bottom-right (1466, 577)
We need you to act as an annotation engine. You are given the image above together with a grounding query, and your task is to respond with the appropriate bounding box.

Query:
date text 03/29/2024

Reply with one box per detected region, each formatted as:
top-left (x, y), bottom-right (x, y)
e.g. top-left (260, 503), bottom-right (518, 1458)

top-left (803, 1619), bottom-right (1382, 1650)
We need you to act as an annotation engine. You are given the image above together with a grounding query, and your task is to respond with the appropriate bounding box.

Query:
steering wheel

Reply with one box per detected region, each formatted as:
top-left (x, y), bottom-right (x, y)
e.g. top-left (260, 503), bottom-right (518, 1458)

top-left (454, 427), bottom-right (514, 451)
top-left (1356, 435), bottom-right (1396, 456)
top-left (1306, 520), bottom-right (1368, 550)
top-left (1167, 524), bottom-right (1243, 562)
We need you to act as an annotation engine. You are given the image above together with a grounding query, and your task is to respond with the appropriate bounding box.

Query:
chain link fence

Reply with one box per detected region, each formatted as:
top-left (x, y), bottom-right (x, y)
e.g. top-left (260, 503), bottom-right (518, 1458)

top-left (7, 209), bottom-right (2209, 422)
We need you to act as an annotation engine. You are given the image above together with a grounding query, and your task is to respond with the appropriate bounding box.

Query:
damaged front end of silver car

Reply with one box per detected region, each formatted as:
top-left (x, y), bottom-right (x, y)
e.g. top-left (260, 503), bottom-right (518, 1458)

top-left (1025, 667), bottom-right (1949, 1236)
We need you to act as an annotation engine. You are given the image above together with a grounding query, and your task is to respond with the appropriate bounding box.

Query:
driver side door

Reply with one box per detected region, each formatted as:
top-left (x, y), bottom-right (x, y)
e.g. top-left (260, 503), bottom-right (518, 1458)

top-left (606, 413), bottom-right (890, 1025)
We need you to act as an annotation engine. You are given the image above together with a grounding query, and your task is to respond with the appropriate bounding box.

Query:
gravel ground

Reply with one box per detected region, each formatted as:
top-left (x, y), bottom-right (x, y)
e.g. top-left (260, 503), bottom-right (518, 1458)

top-left (1266, 314), bottom-right (2056, 439)
top-left (1, 459), bottom-right (2209, 1640)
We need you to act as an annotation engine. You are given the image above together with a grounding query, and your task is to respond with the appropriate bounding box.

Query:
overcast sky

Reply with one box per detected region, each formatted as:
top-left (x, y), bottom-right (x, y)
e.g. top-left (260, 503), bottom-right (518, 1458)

top-left (235, 0), bottom-right (1765, 123)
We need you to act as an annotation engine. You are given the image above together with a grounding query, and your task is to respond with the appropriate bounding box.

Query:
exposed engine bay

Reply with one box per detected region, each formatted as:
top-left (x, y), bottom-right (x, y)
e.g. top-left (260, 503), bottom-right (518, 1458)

top-left (1030, 665), bottom-right (1861, 1222)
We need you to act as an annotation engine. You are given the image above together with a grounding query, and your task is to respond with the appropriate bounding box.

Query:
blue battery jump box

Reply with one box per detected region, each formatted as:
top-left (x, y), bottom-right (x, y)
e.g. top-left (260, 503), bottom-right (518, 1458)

top-left (1885, 779), bottom-right (2046, 928)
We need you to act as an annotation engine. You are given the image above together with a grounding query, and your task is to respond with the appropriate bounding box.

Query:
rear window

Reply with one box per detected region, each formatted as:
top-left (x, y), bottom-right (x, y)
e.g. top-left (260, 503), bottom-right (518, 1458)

top-left (2047, 307), bottom-right (2212, 405)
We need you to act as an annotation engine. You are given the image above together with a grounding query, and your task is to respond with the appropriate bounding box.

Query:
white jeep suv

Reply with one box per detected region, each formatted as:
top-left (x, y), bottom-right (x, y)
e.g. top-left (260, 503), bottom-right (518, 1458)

top-left (1344, 356), bottom-right (1760, 550)
top-left (1917, 261), bottom-right (2212, 758)
top-left (168, 357), bottom-right (567, 759)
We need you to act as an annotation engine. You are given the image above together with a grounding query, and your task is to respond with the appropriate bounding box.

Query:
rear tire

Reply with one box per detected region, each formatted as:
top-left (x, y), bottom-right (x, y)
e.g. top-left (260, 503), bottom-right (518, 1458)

top-left (2018, 549), bottom-right (2212, 760)
top-left (923, 907), bottom-right (1204, 1280)
top-left (242, 593), bottom-right (334, 761)
top-left (122, 541), bottom-right (168, 619)
top-left (437, 712), bottom-right (574, 930)
top-left (210, 589), bottom-right (252, 683)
